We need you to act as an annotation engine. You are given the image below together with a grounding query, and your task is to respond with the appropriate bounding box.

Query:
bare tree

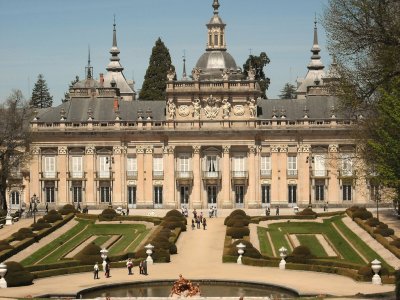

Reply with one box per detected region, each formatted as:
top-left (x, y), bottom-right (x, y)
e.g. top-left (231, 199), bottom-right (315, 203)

top-left (0, 90), bottom-right (32, 210)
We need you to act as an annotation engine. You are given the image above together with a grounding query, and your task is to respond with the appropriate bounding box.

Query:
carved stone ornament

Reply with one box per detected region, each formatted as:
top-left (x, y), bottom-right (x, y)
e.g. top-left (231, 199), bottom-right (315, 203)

top-left (192, 145), bottom-right (201, 154)
top-left (222, 145), bottom-right (230, 154)
top-left (58, 146), bottom-right (68, 155)
top-left (167, 98), bottom-right (176, 120)
top-left (85, 146), bottom-right (96, 155)
top-left (271, 145), bottom-right (279, 153)
top-left (167, 68), bottom-right (176, 81)
top-left (233, 105), bottom-right (245, 116)
top-left (163, 146), bottom-right (175, 154)
top-left (329, 144), bottom-right (339, 153)
top-left (248, 98), bottom-right (257, 118)
top-left (127, 180), bottom-right (137, 186)
top-left (204, 95), bottom-right (220, 119)
top-left (178, 105), bottom-right (190, 117)
top-left (153, 180), bottom-right (163, 186)
top-left (248, 146), bottom-right (256, 154)
top-left (113, 146), bottom-right (124, 155)
top-left (145, 146), bottom-right (153, 154)
top-left (248, 67), bottom-right (256, 80)
top-left (192, 98), bottom-right (201, 118)
top-left (192, 68), bottom-right (201, 81)
top-left (299, 144), bottom-right (311, 153)
top-left (222, 98), bottom-right (231, 119)
top-left (31, 147), bottom-right (41, 155)
top-left (222, 69), bottom-right (230, 81)
top-left (279, 145), bottom-right (288, 153)
top-left (136, 146), bottom-right (145, 154)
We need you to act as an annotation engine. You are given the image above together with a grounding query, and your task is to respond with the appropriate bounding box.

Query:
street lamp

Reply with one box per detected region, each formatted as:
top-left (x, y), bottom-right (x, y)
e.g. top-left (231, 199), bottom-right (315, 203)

top-left (306, 153), bottom-right (314, 207)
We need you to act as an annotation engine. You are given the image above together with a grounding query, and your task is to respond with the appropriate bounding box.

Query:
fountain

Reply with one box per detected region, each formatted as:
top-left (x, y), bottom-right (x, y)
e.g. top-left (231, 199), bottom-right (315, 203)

top-left (169, 274), bottom-right (201, 298)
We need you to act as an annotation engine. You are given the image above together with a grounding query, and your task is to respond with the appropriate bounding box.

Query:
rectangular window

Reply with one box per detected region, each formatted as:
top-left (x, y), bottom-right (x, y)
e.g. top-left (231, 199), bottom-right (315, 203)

top-left (209, 34), bottom-right (212, 46)
top-left (235, 185), bottom-right (245, 204)
top-left (369, 183), bottom-right (379, 202)
top-left (180, 186), bottom-right (189, 204)
top-left (11, 191), bottom-right (20, 206)
top-left (178, 155), bottom-right (191, 178)
top-left (214, 34), bottom-right (218, 46)
top-left (45, 187), bottom-right (55, 203)
top-left (153, 157), bottom-right (163, 178)
top-left (261, 185), bottom-right (271, 204)
top-left (341, 154), bottom-right (353, 176)
top-left (315, 179), bottom-right (325, 201)
top-left (233, 155), bottom-right (246, 177)
top-left (288, 185), bottom-right (297, 204)
top-left (207, 185), bottom-right (217, 204)
top-left (261, 156), bottom-right (271, 177)
top-left (154, 186), bottom-right (163, 205)
top-left (314, 155), bottom-right (326, 177)
top-left (128, 186), bottom-right (136, 206)
top-left (343, 184), bottom-right (352, 201)
top-left (99, 156), bottom-right (110, 178)
top-left (205, 155), bottom-right (219, 178)
top-left (100, 186), bottom-right (111, 203)
top-left (44, 156), bottom-right (56, 178)
top-left (287, 156), bottom-right (297, 176)
top-left (73, 186), bottom-right (82, 203)
top-left (71, 156), bottom-right (83, 178)
top-left (127, 157), bottom-right (137, 178)
top-left (220, 34), bottom-right (224, 46)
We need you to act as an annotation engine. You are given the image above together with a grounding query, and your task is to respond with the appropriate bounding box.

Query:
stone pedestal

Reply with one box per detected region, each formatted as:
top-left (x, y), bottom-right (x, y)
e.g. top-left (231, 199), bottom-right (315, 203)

top-left (5, 215), bottom-right (13, 226)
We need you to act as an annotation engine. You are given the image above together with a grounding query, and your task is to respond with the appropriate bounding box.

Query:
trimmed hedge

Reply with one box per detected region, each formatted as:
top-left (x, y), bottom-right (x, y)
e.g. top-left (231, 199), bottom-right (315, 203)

top-left (4, 261), bottom-right (34, 287)
top-left (98, 208), bottom-right (118, 221)
top-left (366, 217), bottom-right (380, 227)
top-left (297, 208), bottom-right (317, 217)
top-left (58, 204), bottom-right (78, 215)
top-left (226, 217), bottom-right (250, 227)
top-left (74, 242), bottom-right (102, 265)
top-left (0, 240), bottom-right (13, 252)
top-left (352, 208), bottom-right (373, 220)
top-left (12, 228), bottom-right (37, 241)
top-left (226, 227), bottom-right (250, 239)
top-left (288, 246), bottom-right (315, 259)
top-left (165, 209), bottom-right (184, 218)
top-left (31, 219), bottom-right (52, 231)
top-left (43, 210), bottom-right (63, 223)
top-left (225, 239), bottom-right (261, 259)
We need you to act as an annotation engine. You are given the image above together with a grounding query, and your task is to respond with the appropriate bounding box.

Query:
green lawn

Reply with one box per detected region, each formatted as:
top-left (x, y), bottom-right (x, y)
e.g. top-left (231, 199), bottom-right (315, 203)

top-left (21, 218), bottom-right (150, 266)
top-left (257, 216), bottom-right (392, 269)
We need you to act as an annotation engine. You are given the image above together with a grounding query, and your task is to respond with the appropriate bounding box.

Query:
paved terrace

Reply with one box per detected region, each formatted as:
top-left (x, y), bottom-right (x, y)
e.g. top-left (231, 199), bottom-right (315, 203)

top-left (0, 208), bottom-right (396, 299)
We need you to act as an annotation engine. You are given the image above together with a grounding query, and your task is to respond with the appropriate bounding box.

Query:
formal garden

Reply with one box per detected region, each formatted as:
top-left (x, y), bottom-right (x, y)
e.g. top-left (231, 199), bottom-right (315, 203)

top-left (0, 206), bottom-right (187, 287)
top-left (222, 208), bottom-right (398, 284)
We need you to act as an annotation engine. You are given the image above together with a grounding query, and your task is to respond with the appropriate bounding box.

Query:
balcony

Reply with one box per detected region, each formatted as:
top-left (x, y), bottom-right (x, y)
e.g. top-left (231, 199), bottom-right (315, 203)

top-left (287, 170), bottom-right (298, 179)
top-left (202, 171), bottom-right (221, 184)
top-left (231, 171), bottom-right (248, 184)
top-left (152, 171), bottom-right (164, 180)
top-left (95, 171), bottom-right (114, 180)
top-left (338, 170), bottom-right (355, 178)
top-left (126, 171), bottom-right (138, 179)
top-left (9, 171), bottom-right (23, 180)
top-left (40, 172), bottom-right (59, 180)
top-left (67, 171), bottom-right (86, 180)
top-left (175, 171), bottom-right (193, 184)
top-left (260, 169), bottom-right (272, 179)
top-left (312, 170), bottom-right (329, 178)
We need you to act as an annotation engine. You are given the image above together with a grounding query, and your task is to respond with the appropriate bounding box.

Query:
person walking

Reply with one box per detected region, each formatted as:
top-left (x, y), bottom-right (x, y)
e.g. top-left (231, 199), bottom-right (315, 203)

top-left (126, 258), bottom-right (133, 275)
top-left (209, 207), bottom-right (213, 218)
top-left (191, 219), bottom-right (195, 230)
top-left (143, 259), bottom-right (148, 275)
top-left (193, 208), bottom-right (197, 219)
top-left (45, 202), bottom-right (49, 213)
top-left (203, 217), bottom-right (207, 230)
top-left (214, 206), bottom-right (218, 218)
top-left (139, 260), bottom-right (143, 274)
top-left (276, 206), bottom-right (280, 216)
top-left (93, 262), bottom-right (99, 279)
top-left (196, 216), bottom-right (201, 229)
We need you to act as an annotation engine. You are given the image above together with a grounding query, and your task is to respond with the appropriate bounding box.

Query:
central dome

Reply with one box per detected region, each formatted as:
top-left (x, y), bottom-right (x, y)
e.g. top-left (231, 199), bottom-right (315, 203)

top-left (196, 51), bottom-right (237, 70)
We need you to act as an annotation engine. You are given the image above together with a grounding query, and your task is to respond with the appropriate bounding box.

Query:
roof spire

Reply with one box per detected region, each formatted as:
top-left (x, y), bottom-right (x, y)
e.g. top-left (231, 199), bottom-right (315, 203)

top-left (107, 15), bottom-right (123, 72)
top-left (213, 0), bottom-right (220, 14)
top-left (307, 17), bottom-right (324, 71)
top-left (206, 0), bottom-right (226, 51)
top-left (85, 45), bottom-right (93, 79)
top-left (182, 50), bottom-right (187, 80)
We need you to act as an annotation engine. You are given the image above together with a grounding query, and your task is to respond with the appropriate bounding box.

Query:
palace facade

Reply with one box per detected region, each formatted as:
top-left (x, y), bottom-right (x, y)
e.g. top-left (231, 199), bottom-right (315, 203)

top-left (6, 0), bottom-right (378, 211)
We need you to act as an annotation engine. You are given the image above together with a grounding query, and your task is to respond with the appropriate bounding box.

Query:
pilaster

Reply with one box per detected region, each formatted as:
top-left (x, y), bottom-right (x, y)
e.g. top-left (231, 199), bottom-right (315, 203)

top-left (247, 146), bottom-right (257, 208)
top-left (113, 146), bottom-right (124, 206)
top-left (144, 146), bottom-right (153, 207)
top-left (30, 147), bottom-right (41, 202)
top-left (136, 146), bottom-right (145, 207)
top-left (192, 145), bottom-right (201, 208)
top-left (85, 146), bottom-right (96, 206)
top-left (57, 146), bottom-right (68, 207)
top-left (222, 145), bottom-right (231, 208)
top-left (164, 146), bottom-right (176, 208)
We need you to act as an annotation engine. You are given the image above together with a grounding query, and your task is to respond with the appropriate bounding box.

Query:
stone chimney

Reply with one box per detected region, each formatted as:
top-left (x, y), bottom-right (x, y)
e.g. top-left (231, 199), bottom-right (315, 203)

top-left (100, 73), bottom-right (104, 87)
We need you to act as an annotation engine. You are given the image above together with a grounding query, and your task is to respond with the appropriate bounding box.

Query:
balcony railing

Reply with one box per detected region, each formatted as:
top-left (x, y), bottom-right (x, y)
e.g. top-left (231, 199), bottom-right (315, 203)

top-left (41, 171), bottom-right (58, 179)
top-left (126, 170), bottom-right (138, 179)
top-left (68, 171), bottom-right (85, 179)
top-left (175, 171), bottom-right (193, 180)
top-left (260, 169), bottom-right (272, 178)
top-left (312, 170), bottom-right (329, 177)
top-left (339, 170), bottom-right (354, 177)
top-left (96, 171), bottom-right (113, 180)
top-left (9, 171), bottom-right (23, 179)
top-left (202, 171), bottom-right (221, 179)
top-left (287, 170), bottom-right (298, 178)
top-left (231, 171), bottom-right (248, 178)
top-left (153, 171), bottom-right (164, 179)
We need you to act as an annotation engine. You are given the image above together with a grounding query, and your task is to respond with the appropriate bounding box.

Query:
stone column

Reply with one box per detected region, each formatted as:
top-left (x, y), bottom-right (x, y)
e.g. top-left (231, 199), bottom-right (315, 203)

top-left (328, 144), bottom-right (340, 205)
top-left (247, 146), bottom-right (257, 208)
top-left (112, 146), bottom-right (123, 206)
top-left (164, 146), bottom-right (176, 208)
top-left (136, 146), bottom-right (145, 207)
top-left (222, 145), bottom-right (231, 208)
top-left (298, 144), bottom-right (311, 205)
top-left (30, 147), bottom-right (41, 202)
top-left (144, 146), bottom-right (153, 207)
top-left (57, 146), bottom-right (68, 207)
top-left (85, 146), bottom-right (96, 206)
top-left (270, 145), bottom-right (279, 204)
top-left (192, 145), bottom-right (201, 209)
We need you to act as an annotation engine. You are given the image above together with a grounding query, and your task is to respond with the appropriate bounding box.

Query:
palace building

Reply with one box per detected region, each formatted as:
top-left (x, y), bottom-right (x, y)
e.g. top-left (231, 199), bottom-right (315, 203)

top-left (7, 0), bottom-right (376, 211)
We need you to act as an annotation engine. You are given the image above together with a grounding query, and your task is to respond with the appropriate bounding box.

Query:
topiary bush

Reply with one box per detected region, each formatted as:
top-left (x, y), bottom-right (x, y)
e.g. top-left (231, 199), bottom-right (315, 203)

top-left (99, 208), bottom-right (118, 221)
top-left (163, 216), bottom-right (187, 225)
top-left (226, 240), bottom-right (261, 259)
top-left (348, 206), bottom-right (360, 213)
top-left (161, 220), bottom-right (186, 231)
top-left (12, 228), bottom-right (37, 241)
top-left (31, 220), bottom-right (52, 231)
top-left (290, 246), bottom-right (314, 259)
top-left (352, 208), bottom-right (373, 220)
top-left (297, 208), bottom-right (317, 216)
top-left (0, 240), bottom-right (13, 252)
top-left (4, 261), bottom-right (34, 287)
top-left (224, 210), bottom-right (251, 225)
top-left (390, 238), bottom-right (400, 248)
top-left (396, 269), bottom-right (400, 300)
top-left (165, 209), bottom-right (184, 218)
top-left (226, 217), bottom-right (250, 227)
top-left (366, 217), bottom-right (380, 227)
top-left (374, 227), bottom-right (395, 237)
top-left (74, 242), bottom-right (102, 265)
top-left (229, 209), bottom-right (247, 217)
top-left (226, 227), bottom-right (250, 239)
top-left (43, 210), bottom-right (63, 223)
top-left (358, 263), bottom-right (390, 280)
top-left (58, 204), bottom-right (78, 215)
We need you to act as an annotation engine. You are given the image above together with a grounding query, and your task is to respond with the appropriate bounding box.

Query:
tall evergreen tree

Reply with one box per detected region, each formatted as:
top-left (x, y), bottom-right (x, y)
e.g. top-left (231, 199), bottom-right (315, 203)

top-left (279, 83), bottom-right (297, 99)
top-left (139, 38), bottom-right (175, 100)
top-left (30, 74), bottom-right (53, 108)
top-left (243, 52), bottom-right (271, 99)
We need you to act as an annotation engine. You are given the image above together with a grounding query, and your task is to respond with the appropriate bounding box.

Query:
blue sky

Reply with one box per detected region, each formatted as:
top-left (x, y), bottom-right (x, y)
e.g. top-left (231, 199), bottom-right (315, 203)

top-left (0, 0), bottom-right (328, 104)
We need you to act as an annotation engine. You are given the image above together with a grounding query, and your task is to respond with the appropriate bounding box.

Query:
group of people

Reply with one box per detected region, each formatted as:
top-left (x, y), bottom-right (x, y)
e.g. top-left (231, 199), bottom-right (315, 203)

top-left (125, 258), bottom-right (148, 275)
top-left (208, 206), bottom-right (218, 218)
top-left (93, 261), bottom-right (111, 279)
top-left (180, 206), bottom-right (189, 217)
top-left (265, 206), bottom-right (280, 216)
top-left (93, 258), bottom-right (149, 279)
top-left (191, 209), bottom-right (207, 230)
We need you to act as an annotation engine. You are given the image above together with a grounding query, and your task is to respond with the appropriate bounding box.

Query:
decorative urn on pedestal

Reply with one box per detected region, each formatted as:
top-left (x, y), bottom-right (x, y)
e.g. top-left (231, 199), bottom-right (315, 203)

top-left (100, 248), bottom-right (108, 271)
top-left (0, 263), bottom-right (7, 288)
top-left (236, 243), bottom-right (246, 265)
top-left (279, 247), bottom-right (288, 270)
top-left (145, 243), bottom-right (155, 264)
top-left (371, 259), bottom-right (382, 285)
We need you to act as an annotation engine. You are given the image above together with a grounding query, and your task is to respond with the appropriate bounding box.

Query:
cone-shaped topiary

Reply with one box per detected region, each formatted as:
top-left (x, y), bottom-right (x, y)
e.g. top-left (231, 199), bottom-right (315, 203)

top-left (4, 261), bottom-right (34, 287)
top-left (59, 204), bottom-right (78, 215)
